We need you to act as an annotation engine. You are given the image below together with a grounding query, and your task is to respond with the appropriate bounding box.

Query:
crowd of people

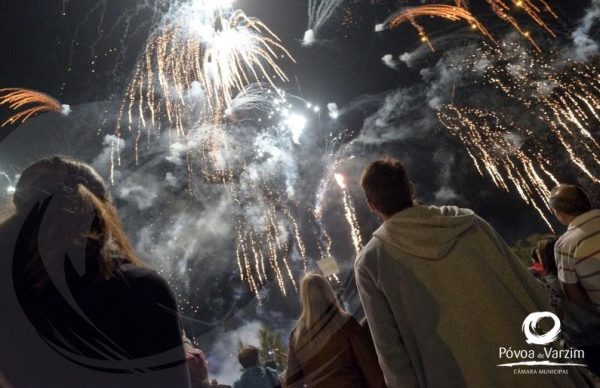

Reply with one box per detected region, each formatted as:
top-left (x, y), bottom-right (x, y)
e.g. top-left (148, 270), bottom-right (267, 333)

top-left (1, 155), bottom-right (600, 387)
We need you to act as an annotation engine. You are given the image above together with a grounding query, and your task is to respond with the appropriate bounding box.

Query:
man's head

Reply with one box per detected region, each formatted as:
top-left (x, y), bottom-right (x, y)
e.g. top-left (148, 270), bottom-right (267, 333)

top-left (238, 346), bottom-right (260, 369)
top-left (360, 158), bottom-right (414, 220)
top-left (549, 184), bottom-right (591, 226)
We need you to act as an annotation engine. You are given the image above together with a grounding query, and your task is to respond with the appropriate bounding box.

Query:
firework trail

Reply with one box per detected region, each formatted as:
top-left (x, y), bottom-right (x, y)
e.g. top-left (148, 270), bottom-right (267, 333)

top-left (334, 173), bottom-right (363, 256)
top-left (313, 133), bottom-right (357, 261)
top-left (303, 0), bottom-right (346, 46)
top-left (377, 1), bottom-right (558, 51)
top-left (438, 105), bottom-right (558, 228)
top-left (0, 88), bottom-right (70, 127)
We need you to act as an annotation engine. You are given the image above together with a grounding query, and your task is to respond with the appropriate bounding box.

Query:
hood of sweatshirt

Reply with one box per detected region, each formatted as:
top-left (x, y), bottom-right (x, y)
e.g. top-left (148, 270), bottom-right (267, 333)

top-left (373, 205), bottom-right (476, 260)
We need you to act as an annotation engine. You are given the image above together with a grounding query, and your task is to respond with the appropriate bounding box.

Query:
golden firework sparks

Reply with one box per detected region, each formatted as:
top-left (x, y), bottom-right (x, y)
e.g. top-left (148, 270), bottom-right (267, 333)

top-left (438, 43), bottom-right (600, 228)
top-left (334, 173), bottom-right (363, 256)
top-left (109, 3), bottom-right (305, 296)
top-left (379, 0), bottom-right (558, 51)
top-left (383, 5), bottom-right (496, 51)
top-left (0, 88), bottom-right (70, 127)
top-left (116, 9), bottom-right (294, 180)
top-left (438, 104), bottom-right (558, 228)
top-left (470, 43), bottom-right (600, 183)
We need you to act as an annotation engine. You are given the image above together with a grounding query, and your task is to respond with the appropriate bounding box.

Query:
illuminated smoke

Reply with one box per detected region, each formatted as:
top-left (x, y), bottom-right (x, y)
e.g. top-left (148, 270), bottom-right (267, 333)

top-left (570, 0), bottom-right (600, 60)
top-left (302, 29), bottom-right (316, 46)
top-left (381, 54), bottom-right (397, 68)
top-left (283, 113), bottom-right (307, 145)
top-left (327, 102), bottom-right (339, 119)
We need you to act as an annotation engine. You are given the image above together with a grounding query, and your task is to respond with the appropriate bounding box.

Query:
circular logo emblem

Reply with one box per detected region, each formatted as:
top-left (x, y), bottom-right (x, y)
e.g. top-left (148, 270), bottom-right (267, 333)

top-left (522, 312), bottom-right (561, 345)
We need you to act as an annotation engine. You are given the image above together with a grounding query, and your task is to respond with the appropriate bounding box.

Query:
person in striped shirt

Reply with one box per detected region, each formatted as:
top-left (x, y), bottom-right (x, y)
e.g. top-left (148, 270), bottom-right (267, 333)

top-left (550, 184), bottom-right (600, 375)
top-left (550, 184), bottom-right (600, 310)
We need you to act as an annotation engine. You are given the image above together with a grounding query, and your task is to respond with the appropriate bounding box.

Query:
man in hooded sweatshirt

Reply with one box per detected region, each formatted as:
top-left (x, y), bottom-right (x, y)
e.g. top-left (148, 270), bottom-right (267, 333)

top-left (355, 158), bottom-right (592, 388)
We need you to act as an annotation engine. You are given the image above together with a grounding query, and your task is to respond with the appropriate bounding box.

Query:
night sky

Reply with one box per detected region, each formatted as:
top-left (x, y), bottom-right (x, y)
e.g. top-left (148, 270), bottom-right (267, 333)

top-left (1, 0), bottom-right (599, 382)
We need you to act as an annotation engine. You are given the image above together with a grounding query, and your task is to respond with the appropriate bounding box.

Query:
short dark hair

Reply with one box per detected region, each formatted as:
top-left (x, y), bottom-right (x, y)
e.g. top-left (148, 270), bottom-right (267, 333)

top-left (238, 346), bottom-right (260, 369)
top-left (549, 184), bottom-right (591, 216)
top-left (360, 158), bottom-right (413, 216)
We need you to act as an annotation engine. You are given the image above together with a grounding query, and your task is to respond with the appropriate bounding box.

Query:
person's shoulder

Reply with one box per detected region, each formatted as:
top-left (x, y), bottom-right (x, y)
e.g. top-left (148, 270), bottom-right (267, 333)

top-left (566, 210), bottom-right (600, 237)
top-left (557, 230), bottom-right (578, 245)
top-left (436, 205), bottom-right (475, 217)
top-left (355, 238), bottom-right (384, 268)
top-left (119, 264), bottom-right (168, 287)
top-left (117, 264), bottom-right (176, 304)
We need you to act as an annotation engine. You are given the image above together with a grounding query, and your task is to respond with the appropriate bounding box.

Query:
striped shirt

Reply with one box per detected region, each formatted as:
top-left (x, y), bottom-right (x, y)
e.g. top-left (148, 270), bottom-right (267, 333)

top-left (555, 209), bottom-right (600, 310)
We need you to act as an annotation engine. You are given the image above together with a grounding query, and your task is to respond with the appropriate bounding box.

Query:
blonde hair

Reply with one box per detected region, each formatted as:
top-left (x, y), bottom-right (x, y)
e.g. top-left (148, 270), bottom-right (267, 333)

top-left (293, 272), bottom-right (347, 349)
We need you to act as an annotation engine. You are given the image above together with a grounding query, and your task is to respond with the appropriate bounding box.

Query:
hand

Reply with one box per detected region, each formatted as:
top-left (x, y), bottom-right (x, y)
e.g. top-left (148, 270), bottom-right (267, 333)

top-left (185, 345), bottom-right (209, 386)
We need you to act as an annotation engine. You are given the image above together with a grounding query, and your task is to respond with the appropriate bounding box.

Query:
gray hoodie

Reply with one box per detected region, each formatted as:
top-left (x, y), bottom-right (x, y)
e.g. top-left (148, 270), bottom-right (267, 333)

top-left (355, 205), bottom-right (593, 388)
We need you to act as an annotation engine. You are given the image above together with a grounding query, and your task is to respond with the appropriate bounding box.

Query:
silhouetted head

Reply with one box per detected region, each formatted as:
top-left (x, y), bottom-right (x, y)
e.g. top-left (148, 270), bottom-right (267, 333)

top-left (549, 184), bottom-right (591, 226)
top-left (360, 158), bottom-right (414, 220)
top-left (11, 156), bottom-right (142, 290)
top-left (13, 156), bottom-right (107, 213)
top-left (238, 346), bottom-right (260, 369)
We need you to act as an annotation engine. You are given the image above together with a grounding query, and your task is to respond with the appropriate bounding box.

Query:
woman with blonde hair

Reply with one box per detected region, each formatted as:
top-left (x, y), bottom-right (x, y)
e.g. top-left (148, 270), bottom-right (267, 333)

top-left (285, 272), bottom-right (385, 388)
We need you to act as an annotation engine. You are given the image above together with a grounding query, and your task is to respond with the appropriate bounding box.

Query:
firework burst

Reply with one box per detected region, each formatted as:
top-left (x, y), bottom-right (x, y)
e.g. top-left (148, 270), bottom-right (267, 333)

top-left (107, 1), bottom-right (310, 296)
top-left (115, 2), bottom-right (294, 180)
